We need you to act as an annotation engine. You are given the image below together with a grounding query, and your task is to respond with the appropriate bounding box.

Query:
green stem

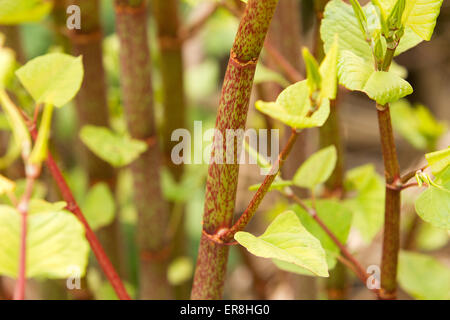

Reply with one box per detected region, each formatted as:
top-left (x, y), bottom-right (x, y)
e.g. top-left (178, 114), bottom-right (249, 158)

top-left (191, 0), bottom-right (279, 300)
top-left (151, 0), bottom-right (189, 298)
top-left (114, 0), bottom-right (172, 299)
top-left (152, 0), bottom-right (186, 182)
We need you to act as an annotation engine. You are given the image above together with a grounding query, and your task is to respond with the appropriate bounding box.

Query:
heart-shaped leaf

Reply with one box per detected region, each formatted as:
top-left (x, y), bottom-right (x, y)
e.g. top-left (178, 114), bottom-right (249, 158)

top-left (79, 125), bottom-right (148, 168)
top-left (398, 251), bottom-right (450, 300)
top-left (293, 145), bottom-right (337, 190)
top-left (16, 53), bottom-right (83, 107)
top-left (0, 204), bottom-right (89, 278)
top-left (235, 211), bottom-right (329, 277)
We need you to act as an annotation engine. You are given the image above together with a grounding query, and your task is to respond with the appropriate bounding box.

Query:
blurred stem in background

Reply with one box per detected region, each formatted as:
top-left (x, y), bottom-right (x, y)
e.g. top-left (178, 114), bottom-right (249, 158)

top-left (67, 0), bottom-right (124, 280)
top-left (114, 0), bottom-right (172, 299)
top-left (151, 0), bottom-right (188, 299)
top-left (51, 0), bottom-right (71, 53)
top-left (191, 0), bottom-right (279, 300)
top-left (314, 0), bottom-right (348, 300)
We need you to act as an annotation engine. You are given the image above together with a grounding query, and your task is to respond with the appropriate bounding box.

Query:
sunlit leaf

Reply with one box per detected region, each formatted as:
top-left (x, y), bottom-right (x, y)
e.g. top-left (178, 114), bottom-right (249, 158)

top-left (337, 50), bottom-right (412, 104)
top-left (278, 200), bottom-right (353, 275)
top-left (415, 177), bottom-right (450, 230)
top-left (391, 100), bottom-right (446, 150)
top-left (319, 36), bottom-right (339, 100)
top-left (0, 174), bottom-right (14, 195)
top-left (16, 53), bottom-right (83, 107)
top-left (0, 0), bottom-right (52, 25)
top-left (344, 164), bottom-right (385, 243)
top-left (167, 256), bottom-right (193, 286)
top-left (235, 211), bottom-right (329, 277)
top-left (398, 251), bottom-right (450, 300)
top-left (0, 204), bottom-right (89, 278)
top-left (255, 81), bottom-right (330, 129)
top-left (80, 125), bottom-right (148, 168)
top-left (28, 199), bottom-right (67, 215)
top-left (416, 221), bottom-right (449, 251)
top-left (425, 147), bottom-right (450, 176)
top-left (302, 48), bottom-right (322, 94)
top-left (0, 90), bottom-right (31, 157)
top-left (29, 103), bottom-right (54, 164)
top-left (293, 145), bottom-right (337, 190)
top-left (82, 183), bottom-right (115, 231)
top-left (363, 71), bottom-right (413, 105)
top-left (378, 0), bottom-right (444, 40)
top-left (0, 35), bottom-right (15, 87)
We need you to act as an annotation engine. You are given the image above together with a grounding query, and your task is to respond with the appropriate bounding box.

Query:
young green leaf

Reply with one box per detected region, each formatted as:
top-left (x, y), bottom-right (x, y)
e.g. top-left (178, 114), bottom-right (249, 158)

top-left (343, 164), bottom-right (385, 243)
top-left (0, 90), bottom-right (31, 157)
top-left (337, 51), bottom-right (413, 104)
top-left (82, 183), bottom-right (116, 231)
top-left (235, 211), bottom-right (329, 277)
top-left (349, 0), bottom-right (369, 38)
top-left (0, 204), bottom-right (89, 278)
top-left (362, 71), bottom-right (413, 105)
top-left (415, 222), bottom-right (449, 251)
top-left (0, 174), bottom-right (15, 195)
top-left (321, 0), bottom-right (373, 61)
top-left (29, 103), bottom-right (54, 164)
top-left (415, 173), bottom-right (450, 230)
top-left (293, 145), bottom-right (337, 190)
top-left (0, 0), bottom-right (52, 24)
top-left (28, 199), bottom-right (67, 215)
top-left (302, 47), bottom-right (322, 94)
top-left (391, 100), bottom-right (446, 150)
top-left (278, 200), bottom-right (353, 275)
top-left (386, 0), bottom-right (406, 31)
top-left (378, 0), bottom-right (444, 40)
top-left (337, 50), bottom-right (374, 92)
top-left (319, 35), bottom-right (339, 100)
top-left (0, 35), bottom-right (15, 87)
top-left (322, 0), bottom-right (422, 60)
top-left (425, 147), bottom-right (450, 176)
top-left (79, 125), bottom-right (148, 168)
top-left (167, 256), bottom-right (194, 286)
top-left (398, 251), bottom-right (450, 300)
top-left (255, 80), bottom-right (330, 129)
top-left (16, 53), bottom-right (83, 107)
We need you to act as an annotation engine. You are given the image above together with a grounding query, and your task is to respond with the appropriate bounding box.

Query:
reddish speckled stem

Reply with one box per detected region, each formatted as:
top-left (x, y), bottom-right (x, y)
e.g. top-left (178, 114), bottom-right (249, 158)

top-left (115, 0), bottom-right (172, 299)
top-left (191, 0), bottom-right (279, 300)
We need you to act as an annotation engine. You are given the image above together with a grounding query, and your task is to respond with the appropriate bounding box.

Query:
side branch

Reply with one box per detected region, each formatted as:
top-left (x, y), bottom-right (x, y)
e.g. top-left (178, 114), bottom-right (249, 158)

top-left (220, 128), bottom-right (299, 243)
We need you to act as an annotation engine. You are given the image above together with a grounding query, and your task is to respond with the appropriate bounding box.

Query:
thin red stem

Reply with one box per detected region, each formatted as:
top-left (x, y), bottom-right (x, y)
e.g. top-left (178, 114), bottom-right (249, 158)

top-left (220, 129), bottom-right (299, 242)
top-left (26, 127), bottom-right (131, 300)
top-left (263, 41), bottom-right (303, 83)
top-left (13, 167), bottom-right (38, 300)
top-left (287, 193), bottom-right (381, 298)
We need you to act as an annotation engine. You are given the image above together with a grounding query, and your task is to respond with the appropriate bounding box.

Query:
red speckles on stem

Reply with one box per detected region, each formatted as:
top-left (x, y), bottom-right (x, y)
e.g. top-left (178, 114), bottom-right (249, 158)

top-left (191, 0), bottom-right (279, 300)
top-left (115, 0), bottom-right (173, 299)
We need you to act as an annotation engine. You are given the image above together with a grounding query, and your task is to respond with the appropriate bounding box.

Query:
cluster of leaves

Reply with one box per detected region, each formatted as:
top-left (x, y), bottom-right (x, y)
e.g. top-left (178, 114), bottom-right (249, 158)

top-left (234, 0), bottom-right (449, 300)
